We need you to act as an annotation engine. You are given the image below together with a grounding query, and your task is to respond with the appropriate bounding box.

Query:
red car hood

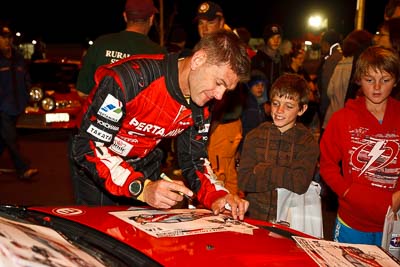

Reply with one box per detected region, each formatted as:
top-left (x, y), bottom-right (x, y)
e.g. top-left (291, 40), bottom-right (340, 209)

top-left (30, 206), bottom-right (317, 267)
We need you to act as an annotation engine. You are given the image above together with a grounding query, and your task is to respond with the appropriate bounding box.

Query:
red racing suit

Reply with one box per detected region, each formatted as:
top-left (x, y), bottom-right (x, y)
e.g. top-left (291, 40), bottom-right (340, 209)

top-left (71, 53), bottom-right (228, 208)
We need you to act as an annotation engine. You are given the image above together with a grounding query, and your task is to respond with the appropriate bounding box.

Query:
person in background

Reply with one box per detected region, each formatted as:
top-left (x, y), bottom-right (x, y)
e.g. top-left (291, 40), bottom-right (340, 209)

top-left (375, 18), bottom-right (400, 57)
top-left (324, 29), bottom-right (373, 128)
top-left (319, 46), bottom-right (400, 245)
top-left (284, 45), bottom-right (318, 128)
top-left (0, 21), bottom-right (38, 180)
top-left (285, 45), bottom-right (315, 92)
top-left (165, 26), bottom-right (192, 58)
top-left (30, 37), bottom-right (46, 61)
top-left (316, 29), bottom-right (343, 136)
top-left (384, 0), bottom-right (400, 20)
top-left (76, 0), bottom-right (166, 97)
top-left (375, 18), bottom-right (400, 99)
top-left (234, 27), bottom-right (256, 59)
top-left (373, 21), bottom-right (391, 49)
top-left (251, 23), bottom-right (284, 97)
top-left (280, 39), bottom-right (293, 64)
top-left (238, 70), bottom-right (269, 155)
top-left (70, 30), bottom-right (250, 220)
top-left (195, 1), bottom-right (243, 196)
top-left (238, 73), bottom-right (319, 221)
top-left (196, 1), bottom-right (229, 38)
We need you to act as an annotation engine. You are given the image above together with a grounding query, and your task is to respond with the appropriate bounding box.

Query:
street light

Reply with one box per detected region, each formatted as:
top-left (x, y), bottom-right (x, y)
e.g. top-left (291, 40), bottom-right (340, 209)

top-left (305, 13), bottom-right (328, 59)
top-left (307, 14), bottom-right (328, 31)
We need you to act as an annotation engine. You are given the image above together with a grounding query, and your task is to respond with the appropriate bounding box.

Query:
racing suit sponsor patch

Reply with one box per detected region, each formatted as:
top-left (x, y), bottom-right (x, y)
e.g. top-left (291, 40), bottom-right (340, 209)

top-left (110, 136), bottom-right (133, 156)
top-left (128, 117), bottom-right (165, 136)
top-left (198, 123), bottom-right (210, 134)
top-left (87, 124), bottom-right (113, 142)
top-left (98, 94), bottom-right (123, 122)
top-left (97, 119), bottom-right (120, 131)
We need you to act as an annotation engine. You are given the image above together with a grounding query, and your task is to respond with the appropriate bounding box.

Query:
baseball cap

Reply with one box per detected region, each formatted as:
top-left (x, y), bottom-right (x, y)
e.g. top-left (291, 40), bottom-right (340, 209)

top-left (195, 1), bottom-right (224, 21)
top-left (125, 0), bottom-right (158, 20)
top-left (263, 24), bottom-right (282, 41)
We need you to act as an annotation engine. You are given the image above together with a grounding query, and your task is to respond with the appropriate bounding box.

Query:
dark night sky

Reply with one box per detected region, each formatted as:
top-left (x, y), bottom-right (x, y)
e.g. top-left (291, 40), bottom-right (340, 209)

top-left (1, 0), bottom-right (387, 47)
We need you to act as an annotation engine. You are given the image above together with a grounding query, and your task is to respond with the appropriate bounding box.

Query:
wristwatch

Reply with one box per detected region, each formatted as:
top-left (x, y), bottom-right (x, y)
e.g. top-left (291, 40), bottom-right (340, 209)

top-left (128, 179), bottom-right (144, 197)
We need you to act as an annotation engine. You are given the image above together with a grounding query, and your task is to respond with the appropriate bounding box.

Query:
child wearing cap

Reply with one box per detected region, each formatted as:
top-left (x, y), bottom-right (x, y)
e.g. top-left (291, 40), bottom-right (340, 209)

top-left (238, 73), bottom-right (319, 222)
top-left (251, 23), bottom-right (284, 97)
top-left (238, 70), bottom-right (270, 155)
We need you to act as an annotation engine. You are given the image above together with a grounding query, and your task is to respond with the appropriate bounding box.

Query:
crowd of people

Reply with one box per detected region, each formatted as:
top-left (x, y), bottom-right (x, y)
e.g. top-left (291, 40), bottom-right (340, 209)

top-left (2, 0), bottom-right (400, 249)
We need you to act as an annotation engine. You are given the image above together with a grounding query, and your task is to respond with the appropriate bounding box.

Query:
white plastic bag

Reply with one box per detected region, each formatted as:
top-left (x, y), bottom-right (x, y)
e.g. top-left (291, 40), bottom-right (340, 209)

top-left (382, 206), bottom-right (400, 259)
top-left (276, 181), bottom-right (324, 238)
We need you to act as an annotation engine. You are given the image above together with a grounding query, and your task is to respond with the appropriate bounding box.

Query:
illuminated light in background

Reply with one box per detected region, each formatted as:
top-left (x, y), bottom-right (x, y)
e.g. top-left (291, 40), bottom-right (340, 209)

top-left (307, 14), bottom-right (328, 31)
top-left (308, 15), bottom-right (322, 28)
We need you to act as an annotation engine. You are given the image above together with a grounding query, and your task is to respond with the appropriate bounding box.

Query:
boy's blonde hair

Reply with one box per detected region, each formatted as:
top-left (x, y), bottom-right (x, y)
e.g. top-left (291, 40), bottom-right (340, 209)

top-left (269, 73), bottom-right (310, 111)
top-left (353, 46), bottom-right (400, 84)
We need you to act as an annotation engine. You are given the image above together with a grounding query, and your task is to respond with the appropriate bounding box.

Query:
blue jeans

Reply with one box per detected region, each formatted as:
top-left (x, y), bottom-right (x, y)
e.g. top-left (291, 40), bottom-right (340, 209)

top-left (333, 217), bottom-right (383, 245)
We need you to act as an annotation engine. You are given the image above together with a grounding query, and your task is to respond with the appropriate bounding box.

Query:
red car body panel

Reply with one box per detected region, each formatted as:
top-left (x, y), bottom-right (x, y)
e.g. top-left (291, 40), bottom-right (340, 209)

top-left (30, 206), bottom-right (317, 267)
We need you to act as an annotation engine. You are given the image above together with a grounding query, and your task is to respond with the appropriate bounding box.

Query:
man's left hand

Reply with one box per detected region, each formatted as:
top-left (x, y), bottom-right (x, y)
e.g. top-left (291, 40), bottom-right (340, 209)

top-left (211, 194), bottom-right (249, 220)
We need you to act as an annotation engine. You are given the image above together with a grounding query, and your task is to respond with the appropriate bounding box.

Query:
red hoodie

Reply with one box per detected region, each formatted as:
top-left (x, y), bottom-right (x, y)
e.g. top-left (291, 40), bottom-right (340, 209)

top-left (320, 96), bottom-right (400, 232)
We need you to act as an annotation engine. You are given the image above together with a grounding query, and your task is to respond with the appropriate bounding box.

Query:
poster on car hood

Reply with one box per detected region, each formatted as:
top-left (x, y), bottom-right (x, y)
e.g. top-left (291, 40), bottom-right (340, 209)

top-left (110, 208), bottom-right (257, 238)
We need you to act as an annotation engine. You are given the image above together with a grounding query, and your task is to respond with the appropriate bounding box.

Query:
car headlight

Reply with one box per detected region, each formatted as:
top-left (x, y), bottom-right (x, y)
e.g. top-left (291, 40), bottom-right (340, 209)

top-left (41, 96), bottom-right (56, 111)
top-left (29, 86), bottom-right (44, 103)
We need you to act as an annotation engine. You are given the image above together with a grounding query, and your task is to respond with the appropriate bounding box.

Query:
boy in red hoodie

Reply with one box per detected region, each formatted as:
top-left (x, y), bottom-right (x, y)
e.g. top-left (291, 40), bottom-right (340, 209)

top-left (320, 46), bottom-right (400, 245)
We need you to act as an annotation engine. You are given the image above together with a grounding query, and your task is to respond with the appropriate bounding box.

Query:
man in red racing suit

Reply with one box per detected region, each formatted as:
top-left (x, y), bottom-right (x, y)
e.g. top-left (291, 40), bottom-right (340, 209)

top-left (70, 30), bottom-right (250, 219)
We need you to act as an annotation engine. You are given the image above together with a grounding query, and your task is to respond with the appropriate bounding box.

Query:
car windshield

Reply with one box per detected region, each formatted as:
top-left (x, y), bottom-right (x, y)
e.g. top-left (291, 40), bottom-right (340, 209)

top-left (29, 62), bottom-right (79, 84)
